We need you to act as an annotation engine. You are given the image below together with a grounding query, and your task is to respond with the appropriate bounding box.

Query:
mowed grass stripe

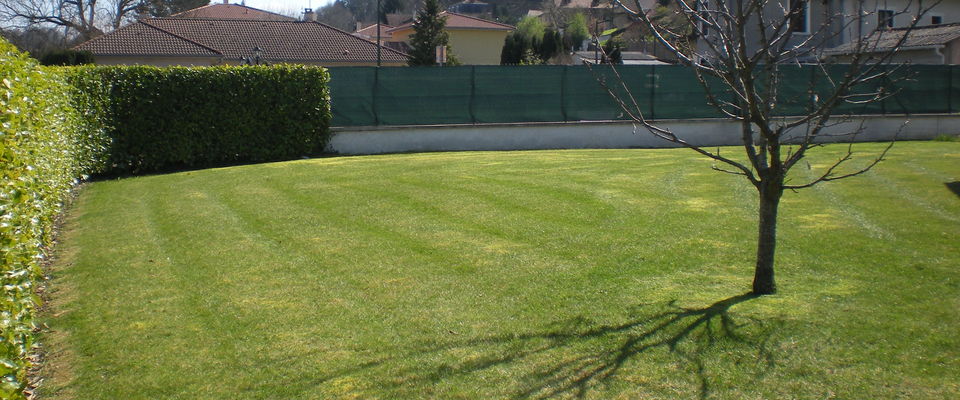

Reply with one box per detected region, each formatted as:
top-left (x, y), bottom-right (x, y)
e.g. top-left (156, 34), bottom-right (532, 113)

top-left (140, 177), bottom-right (393, 399)
top-left (50, 179), bottom-right (215, 398)
top-left (40, 143), bottom-right (960, 399)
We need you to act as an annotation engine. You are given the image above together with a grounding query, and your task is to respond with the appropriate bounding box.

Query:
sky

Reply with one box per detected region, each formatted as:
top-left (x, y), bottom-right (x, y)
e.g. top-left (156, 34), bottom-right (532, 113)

top-left (229, 0), bottom-right (334, 16)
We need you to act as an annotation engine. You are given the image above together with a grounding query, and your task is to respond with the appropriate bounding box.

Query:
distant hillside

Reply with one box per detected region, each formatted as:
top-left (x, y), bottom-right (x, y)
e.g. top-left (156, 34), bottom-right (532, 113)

top-left (315, 0), bottom-right (552, 32)
top-left (466, 0), bottom-right (544, 24)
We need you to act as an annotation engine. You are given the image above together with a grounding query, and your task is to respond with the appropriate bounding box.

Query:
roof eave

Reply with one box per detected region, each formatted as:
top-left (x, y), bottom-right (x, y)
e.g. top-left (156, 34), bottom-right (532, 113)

top-left (824, 43), bottom-right (946, 56)
top-left (92, 53), bottom-right (223, 58)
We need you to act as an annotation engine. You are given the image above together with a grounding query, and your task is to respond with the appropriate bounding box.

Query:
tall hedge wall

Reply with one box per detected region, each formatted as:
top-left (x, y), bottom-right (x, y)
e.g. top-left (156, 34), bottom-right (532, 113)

top-left (72, 65), bottom-right (331, 174)
top-left (0, 40), bottom-right (101, 399)
top-left (1, 39), bottom-right (332, 399)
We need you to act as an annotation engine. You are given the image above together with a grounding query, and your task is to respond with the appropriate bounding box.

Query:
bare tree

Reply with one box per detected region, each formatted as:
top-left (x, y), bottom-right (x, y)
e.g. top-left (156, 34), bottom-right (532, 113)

top-left (0, 0), bottom-right (141, 40)
top-left (317, 0), bottom-right (357, 32)
top-left (594, 0), bottom-right (936, 294)
top-left (1, 24), bottom-right (73, 54)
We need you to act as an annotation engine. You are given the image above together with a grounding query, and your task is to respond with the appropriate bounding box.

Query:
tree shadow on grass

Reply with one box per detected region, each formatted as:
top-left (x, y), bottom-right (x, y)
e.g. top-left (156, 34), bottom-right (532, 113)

top-left (370, 292), bottom-right (780, 399)
top-left (946, 181), bottom-right (960, 198)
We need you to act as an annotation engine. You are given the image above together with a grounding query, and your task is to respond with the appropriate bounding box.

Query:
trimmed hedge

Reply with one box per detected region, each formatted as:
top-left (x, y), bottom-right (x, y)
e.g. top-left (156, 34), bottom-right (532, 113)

top-left (1, 38), bottom-right (332, 399)
top-left (73, 65), bottom-right (331, 174)
top-left (39, 49), bottom-right (94, 66)
top-left (1, 40), bottom-right (102, 399)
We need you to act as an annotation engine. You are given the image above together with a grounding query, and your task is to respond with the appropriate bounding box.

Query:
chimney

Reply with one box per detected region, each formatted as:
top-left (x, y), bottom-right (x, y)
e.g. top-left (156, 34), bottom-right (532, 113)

top-left (303, 8), bottom-right (316, 22)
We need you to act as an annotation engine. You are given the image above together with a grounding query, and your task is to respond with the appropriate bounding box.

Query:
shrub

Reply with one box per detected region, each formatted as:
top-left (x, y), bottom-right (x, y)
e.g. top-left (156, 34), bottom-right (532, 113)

top-left (1, 39), bottom-right (102, 400)
top-left (72, 65), bottom-right (331, 174)
top-left (39, 49), bottom-right (94, 66)
top-left (2, 38), bottom-right (332, 399)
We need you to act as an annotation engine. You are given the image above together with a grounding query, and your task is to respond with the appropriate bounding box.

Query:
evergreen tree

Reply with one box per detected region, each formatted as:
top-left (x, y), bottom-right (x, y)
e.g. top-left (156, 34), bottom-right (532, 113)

top-left (565, 13), bottom-right (589, 51)
top-left (407, 0), bottom-right (459, 66)
top-left (515, 16), bottom-right (545, 43)
top-left (500, 34), bottom-right (523, 64)
top-left (538, 28), bottom-right (562, 62)
top-left (500, 16), bottom-right (551, 65)
top-left (602, 34), bottom-right (624, 64)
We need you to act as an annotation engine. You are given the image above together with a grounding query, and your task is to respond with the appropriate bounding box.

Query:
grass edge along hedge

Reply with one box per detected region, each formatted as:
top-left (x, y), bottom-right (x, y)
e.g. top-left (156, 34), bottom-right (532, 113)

top-left (1, 39), bottom-right (332, 400)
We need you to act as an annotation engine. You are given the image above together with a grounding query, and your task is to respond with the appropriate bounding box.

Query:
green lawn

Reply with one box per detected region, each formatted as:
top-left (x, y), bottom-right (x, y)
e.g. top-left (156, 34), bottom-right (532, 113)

top-left (39, 142), bottom-right (959, 399)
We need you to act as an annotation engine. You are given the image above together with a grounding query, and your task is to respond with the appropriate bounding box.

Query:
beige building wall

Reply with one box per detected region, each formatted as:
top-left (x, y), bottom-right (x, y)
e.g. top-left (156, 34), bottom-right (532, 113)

top-left (695, 0), bottom-right (960, 61)
top-left (389, 29), bottom-right (413, 43)
top-left (948, 38), bottom-right (960, 65)
top-left (389, 28), bottom-right (511, 65)
top-left (842, 0), bottom-right (960, 42)
top-left (449, 30), bottom-right (510, 65)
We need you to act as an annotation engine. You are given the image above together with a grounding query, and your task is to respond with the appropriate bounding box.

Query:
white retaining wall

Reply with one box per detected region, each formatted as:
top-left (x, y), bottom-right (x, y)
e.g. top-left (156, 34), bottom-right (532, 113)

top-left (327, 114), bottom-right (957, 155)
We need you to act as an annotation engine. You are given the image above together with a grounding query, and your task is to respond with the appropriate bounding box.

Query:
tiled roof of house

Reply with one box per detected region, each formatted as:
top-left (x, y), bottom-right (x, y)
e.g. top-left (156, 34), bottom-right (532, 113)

top-left (388, 11), bottom-right (513, 33)
top-left (171, 3), bottom-right (296, 21)
top-left (75, 21), bottom-right (222, 57)
top-left (826, 23), bottom-right (960, 54)
top-left (75, 18), bottom-right (408, 63)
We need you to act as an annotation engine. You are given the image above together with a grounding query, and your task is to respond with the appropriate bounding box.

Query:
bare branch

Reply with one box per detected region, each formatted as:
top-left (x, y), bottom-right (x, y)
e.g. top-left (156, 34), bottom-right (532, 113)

top-left (784, 132), bottom-right (899, 190)
top-left (0, 0), bottom-right (133, 39)
top-left (586, 58), bottom-right (760, 186)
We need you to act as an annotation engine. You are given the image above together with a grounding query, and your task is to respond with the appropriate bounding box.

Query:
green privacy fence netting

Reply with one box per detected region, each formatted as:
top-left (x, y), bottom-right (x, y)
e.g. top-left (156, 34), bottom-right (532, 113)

top-left (327, 64), bottom-right (959, 127)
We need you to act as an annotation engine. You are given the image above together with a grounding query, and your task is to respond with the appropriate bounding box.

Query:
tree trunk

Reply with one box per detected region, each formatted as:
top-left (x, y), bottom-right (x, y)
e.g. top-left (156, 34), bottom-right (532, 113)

top-left (753, 183), bottom-right (782, 295)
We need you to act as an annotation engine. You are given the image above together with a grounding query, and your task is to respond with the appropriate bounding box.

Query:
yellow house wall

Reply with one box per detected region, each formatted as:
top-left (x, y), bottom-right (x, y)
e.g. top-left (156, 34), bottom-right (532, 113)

top-left (388, 28), bottom-right (510, 65)
top-left (390, 29), bottom-right (413, 44)
top-left (448, 30), bottom-right (509, 65)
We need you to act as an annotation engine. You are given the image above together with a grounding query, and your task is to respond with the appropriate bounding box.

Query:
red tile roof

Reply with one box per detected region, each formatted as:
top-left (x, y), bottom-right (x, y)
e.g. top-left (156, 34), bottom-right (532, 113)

top-left (388, 11), bottom-right (513, 33)
top-left (171, 3), bottom-right (295, 21)
top-left (75, 18), bottom-right (408, 64)
top-left (75, 21), bottom-right (222, 57)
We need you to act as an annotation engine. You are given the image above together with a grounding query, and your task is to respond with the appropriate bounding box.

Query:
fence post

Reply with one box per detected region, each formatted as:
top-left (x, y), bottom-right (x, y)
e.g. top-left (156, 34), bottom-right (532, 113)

top-left (949, 65), bottom-right (954, 113)
top-left (560, 66), bottom-right (568, 122)
top-left (373, 67), bottom-right (380, 126)
top-left (469, 66), bottom-right (477, 124)
top-left (881, 66), bottom-right (888, 115)
top-left (649, 65), bottom-right (656, 120)
top-left (810, 64), bottom-right (817, 115)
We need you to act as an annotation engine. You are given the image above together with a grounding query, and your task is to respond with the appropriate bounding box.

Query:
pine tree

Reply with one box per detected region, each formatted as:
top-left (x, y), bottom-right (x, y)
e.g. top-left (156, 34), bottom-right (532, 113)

top-left (602, 34), bottom-right (624, 64)
top-left (565, 13), bottom-right (589, 51)
top-left (407, 0), bottom-right (459, 66)
top-left (538, 28), bottom-right (562, 62)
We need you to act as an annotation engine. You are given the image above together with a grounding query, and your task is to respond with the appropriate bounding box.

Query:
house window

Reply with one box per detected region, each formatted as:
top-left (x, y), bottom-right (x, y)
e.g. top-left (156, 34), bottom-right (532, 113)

top-left (789, 0), bottom-right (809, 34)
top-left (931, 15), bottom-right (943, 25)
top-left (878, 10), bottom-right (895, 28)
